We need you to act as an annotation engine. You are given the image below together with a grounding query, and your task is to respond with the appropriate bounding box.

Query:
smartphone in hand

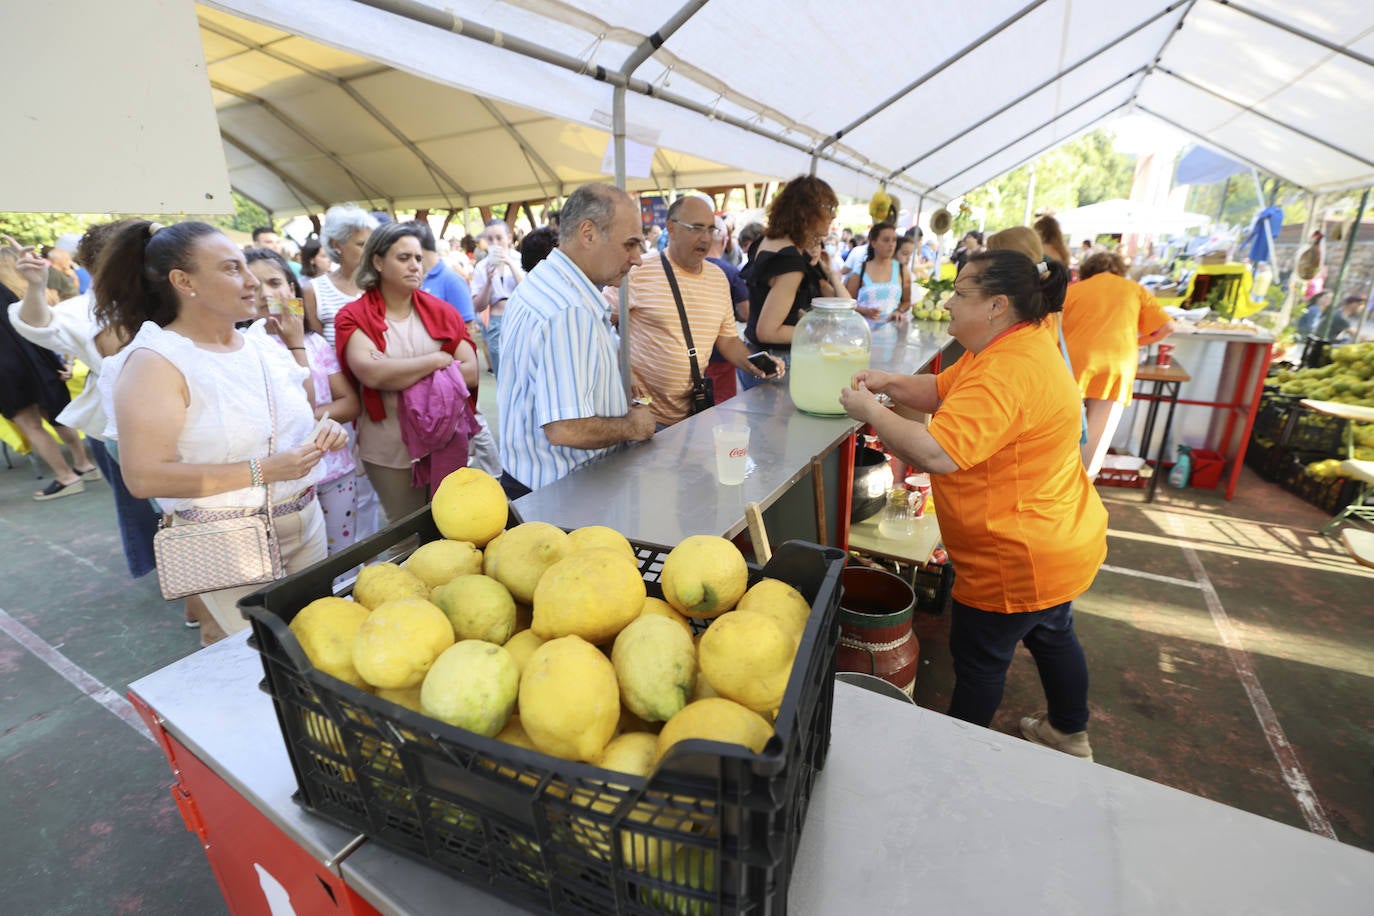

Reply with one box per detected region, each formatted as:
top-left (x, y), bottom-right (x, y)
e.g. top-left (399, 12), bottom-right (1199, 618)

top-left (747, 351), bottom-right (778, 375)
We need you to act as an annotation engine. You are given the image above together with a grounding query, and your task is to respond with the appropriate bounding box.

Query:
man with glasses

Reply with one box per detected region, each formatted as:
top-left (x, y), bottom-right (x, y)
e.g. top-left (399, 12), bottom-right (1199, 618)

top-left (625, 195), bottom-right (781, 427)
top-left (471, 218), bottom-right (525, 376)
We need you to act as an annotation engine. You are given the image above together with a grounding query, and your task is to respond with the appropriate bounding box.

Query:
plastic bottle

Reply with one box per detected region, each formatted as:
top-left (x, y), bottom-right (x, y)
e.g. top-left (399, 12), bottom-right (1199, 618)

top-left (1168, 445), bottom-right (1192, 488)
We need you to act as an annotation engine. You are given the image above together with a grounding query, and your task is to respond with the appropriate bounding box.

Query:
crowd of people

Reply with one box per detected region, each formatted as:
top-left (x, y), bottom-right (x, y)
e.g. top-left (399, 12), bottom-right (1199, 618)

top-left (2, 175), bottom-right (1202, 760)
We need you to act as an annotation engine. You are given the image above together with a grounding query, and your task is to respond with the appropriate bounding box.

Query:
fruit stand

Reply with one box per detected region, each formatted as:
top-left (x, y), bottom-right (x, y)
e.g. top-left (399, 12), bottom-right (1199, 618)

top-left (127, 634), bottom-right (1374, 914)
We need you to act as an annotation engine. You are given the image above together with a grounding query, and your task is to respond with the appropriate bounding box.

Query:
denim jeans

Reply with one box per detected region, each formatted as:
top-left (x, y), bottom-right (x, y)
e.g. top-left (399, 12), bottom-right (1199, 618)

top-left (946, 598), bottom-right (1090, 733)
top-left (485, 312), bottom-right (503, 377)
top-left (89, 438), bottom-right (160, 578)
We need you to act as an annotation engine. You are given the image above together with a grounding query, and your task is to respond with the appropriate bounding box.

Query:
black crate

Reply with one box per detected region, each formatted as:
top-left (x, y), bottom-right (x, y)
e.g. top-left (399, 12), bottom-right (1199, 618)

top-left (240, 506), bottom-right (845, 915)
top-left (1252, 392), bottom-right (1301, 443)
top-left (1283, 408), bottom-right (1347, 456)
top-left (1296, 471), bottom-right (1362, 515)
top-left (913, 561), bottom-right (953, 615)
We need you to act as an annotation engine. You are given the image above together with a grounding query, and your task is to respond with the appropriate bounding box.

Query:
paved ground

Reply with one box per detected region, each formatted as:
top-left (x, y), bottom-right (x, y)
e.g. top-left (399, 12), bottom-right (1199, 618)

top-left (1, 418), bottom-right (1371, 911)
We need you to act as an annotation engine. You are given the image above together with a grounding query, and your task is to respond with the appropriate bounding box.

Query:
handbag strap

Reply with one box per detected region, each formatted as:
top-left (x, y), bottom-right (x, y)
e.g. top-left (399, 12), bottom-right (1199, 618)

top-left (660, 252), bottom-right (704, 387)
top-left (252, 343), bottom-right (282, 550)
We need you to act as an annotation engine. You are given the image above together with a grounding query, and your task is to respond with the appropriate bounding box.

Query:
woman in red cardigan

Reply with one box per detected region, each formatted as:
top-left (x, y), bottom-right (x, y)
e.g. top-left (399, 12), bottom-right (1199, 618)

top-left (335, 222), bottom-right (479, 521)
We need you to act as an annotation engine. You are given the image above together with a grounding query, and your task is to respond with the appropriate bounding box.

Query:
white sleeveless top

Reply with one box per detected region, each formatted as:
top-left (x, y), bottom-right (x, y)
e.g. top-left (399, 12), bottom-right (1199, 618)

top-left (313, 274), bottom-right (358, 348)
top-left (99, 322), bottom-right (323, 512)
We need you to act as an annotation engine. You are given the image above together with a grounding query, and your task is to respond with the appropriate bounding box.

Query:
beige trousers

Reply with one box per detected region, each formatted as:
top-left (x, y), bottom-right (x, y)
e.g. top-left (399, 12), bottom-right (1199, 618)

top-left (192, 500), bottom-right (328, 635)
top-left (363, 461), bottom-right (429, 523)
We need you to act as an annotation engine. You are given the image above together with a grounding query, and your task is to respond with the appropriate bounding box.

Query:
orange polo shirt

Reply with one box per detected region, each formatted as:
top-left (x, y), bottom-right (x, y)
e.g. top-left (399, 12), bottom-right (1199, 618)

top-left (1061, 273), bottom-right (1170, 404)
top-left (930, 324), bottom-right (1108, 613)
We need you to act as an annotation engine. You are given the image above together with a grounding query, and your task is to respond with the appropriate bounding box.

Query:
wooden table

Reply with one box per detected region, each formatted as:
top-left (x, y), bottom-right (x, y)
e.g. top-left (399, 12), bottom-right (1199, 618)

top-left (1133, 360), bottom-right (1192, 502)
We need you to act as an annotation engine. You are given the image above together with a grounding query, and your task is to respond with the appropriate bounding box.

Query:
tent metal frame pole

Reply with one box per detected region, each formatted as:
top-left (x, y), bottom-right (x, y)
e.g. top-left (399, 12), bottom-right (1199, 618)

top-left (1277, 192), bottom-right (1322, 330)
top-left (928, 72), bottom-right (1141, 193)
top-left (212, 81), bottom-right (389, 204)
top-left (200, 18), bottom-right (469, 205)
top-left (1128, 0), bottom-right (1200, 106)
top-left (1249, 167), bottom-right (1277, 269)
top-left (220, 130), bottom-right (331, 213)
top-left (1135, 105), bottom-right (1309, 193)
top-left (890, 0), bottom-right (1188, 177)
top-left (1158, 67), bottom-right (1374, 171)
top-left (1318, 186), bottom-right (1369, 339)
top-left (1218, 0), bottom-right (1374, 70)
top-left (812, 0), bottom-right (1050, 161)
top-left (352, 0), bottom-right (920, 195)
top-left (474, 97), bottom-right (562, 200)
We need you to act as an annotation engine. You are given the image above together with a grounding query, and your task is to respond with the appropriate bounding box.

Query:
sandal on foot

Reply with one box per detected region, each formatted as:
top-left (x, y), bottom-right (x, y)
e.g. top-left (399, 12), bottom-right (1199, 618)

top-left (34, 478), bottom-right (86, 501)
top-left (75, 465), bottom-right (103, 481)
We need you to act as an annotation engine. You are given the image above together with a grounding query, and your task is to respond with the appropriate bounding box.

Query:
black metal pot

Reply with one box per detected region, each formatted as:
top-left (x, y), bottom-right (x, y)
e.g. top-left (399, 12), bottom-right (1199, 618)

top-left (851, 446), bottom-right (894, 522)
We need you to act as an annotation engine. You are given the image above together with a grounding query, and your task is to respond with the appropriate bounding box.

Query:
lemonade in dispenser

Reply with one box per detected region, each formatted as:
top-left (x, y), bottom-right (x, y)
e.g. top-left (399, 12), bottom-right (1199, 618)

top-left (789, 298), bottom-right (872, 416)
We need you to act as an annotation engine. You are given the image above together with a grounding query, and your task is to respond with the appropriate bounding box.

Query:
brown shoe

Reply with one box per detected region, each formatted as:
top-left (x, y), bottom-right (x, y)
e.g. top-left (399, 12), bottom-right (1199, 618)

top-left (1020, 712), bottom-right (1093, 761)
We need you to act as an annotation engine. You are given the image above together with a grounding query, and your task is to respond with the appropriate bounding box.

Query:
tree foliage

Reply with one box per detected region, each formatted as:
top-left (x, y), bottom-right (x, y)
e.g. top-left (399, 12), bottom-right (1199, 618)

top-left (1183, 174), bottom-right (1307, 229)
top-left (0, 190), bottom-right (269, 247)
top-left (960, 130), bottom-right (1136, 232)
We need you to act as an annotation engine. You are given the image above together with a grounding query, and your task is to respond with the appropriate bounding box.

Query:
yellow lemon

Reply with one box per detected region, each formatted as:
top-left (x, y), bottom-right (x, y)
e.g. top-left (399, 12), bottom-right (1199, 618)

top-left (420, 640), bottom-right (519, 737)
top-left (352, 562), bottom-right (429, 610)
top-left (502, 628), bottom-right (546, 676)
top-left (654, 697), bottom-right (773, 764)
top-left (697, 611), bottom-right (793, 713)
top-left (660, 535), bottom-right (748, 619)
top-left (519, 636), bottom-right (619, 762)
top-left (431, 574), bottom-right (518, 644)
top-left (532, 548), bottom-right (646, 644)
top-left (484, 521), bottom-right (571, 604)
top-left (403, 539), bottom-right (483, 589)
top-left (351, 597), bottom-right (455, 689)
top-left (375, 685), bottom-right (423, 713)
top-left (639, 596), bottom-right (693, 637)
top-left (289, 597), bottom-right (372, 689)
top-left (494, 715), bottom-right (539, 751)
top-left (734, 577), bottom-right (811, 645)
top-left (612, 615), bottom-right (697, 723)
top-left (431, 467), bottom-right (508, 546)
top-left (567, 525), bottom-right (636, 560)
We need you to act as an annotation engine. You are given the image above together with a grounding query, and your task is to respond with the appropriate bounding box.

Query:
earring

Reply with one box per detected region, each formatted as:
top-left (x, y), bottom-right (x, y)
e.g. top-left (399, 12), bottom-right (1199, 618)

top-left (189, 292), bottom-right (197, 298)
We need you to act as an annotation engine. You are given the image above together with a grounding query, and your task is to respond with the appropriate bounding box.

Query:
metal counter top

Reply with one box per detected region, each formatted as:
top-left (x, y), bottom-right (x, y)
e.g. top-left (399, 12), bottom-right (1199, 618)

top-left (127, 633), bottom-right (362, 870)
top-left (511, 321), bottom-right (952, 544)
top-left (135, 638), bottom-right (1374, 915)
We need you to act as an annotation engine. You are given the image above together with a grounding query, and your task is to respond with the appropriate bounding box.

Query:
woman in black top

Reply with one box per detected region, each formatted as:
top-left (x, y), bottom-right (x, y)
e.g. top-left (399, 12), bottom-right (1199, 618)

top-left (739, 176), bottom-right (849, 391)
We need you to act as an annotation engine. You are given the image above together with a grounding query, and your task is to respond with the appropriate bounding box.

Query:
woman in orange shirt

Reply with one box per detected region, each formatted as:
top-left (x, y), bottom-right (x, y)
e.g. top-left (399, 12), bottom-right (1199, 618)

top-left (841, 249), bottom-right (1107, 760)
top-left (1061, 251), bottom-right (1175, 477)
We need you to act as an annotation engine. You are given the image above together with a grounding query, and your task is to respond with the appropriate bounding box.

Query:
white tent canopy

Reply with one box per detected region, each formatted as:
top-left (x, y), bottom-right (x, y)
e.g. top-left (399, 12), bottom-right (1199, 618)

top-left (1053, 199), bottom-right (1213, 241)
top-left (13, 1), bottom-right (1372, 218)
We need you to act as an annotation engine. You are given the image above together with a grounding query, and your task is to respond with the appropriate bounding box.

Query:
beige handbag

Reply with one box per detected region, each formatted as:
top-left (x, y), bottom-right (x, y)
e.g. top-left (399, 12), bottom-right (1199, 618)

top-left (153, 348), bottom-right (284, 600)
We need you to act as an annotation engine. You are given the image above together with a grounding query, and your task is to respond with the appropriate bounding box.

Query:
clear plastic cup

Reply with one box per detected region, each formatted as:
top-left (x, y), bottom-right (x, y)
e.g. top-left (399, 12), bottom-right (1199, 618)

top-left (713, 423), bottom-right (750, 485)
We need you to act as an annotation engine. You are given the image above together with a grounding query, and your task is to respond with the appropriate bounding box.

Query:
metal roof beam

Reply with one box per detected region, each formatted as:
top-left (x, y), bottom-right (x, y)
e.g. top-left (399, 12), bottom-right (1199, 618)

top-left (211, 81), bottom-right (388, 204)
top-left (1134, 104), bottom-right (1310, 192)
top-left (1129, 1), bottom-right (1200, 109)
top-left (200, 18), bottom-right (468, 206)
top-left (220, 129), bottom-right (332, 213)
top-left (929, 72), bottom-right (1142, 193)
top-left (891, 2), bottom-right (1187, 177)
top-left (352, 0), bottom-right (925, 196)
top-left (1216, 0), bottom-right (1374, 70)
top-left (1156, 66), bottom-right (1374, 170)
top-left (473, 97), bottom-right (563, 200)
top-left (813, 0), bottom-right (1051, 162)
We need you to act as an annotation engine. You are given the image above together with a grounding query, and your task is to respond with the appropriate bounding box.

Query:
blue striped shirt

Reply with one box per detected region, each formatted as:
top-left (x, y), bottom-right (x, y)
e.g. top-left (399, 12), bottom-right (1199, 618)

top-left (497, 249), bottom-right (630, 489)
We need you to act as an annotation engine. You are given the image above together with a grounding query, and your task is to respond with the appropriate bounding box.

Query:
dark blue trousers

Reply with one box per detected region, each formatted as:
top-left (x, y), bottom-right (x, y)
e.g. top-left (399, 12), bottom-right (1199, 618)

top-left (946, 599), bottom-right (1090, 733)
top-left (89, 438), bottom-right (159, 578)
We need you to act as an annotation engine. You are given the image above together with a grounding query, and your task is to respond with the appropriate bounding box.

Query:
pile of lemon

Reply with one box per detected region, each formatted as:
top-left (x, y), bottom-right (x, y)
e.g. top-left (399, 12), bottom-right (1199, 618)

top-left (289, 468), bottom-right (814, 780)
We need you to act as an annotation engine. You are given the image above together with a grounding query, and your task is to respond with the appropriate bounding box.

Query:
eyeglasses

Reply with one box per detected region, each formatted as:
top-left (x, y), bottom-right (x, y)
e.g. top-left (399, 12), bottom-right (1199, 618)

top-left (671, 219), bottom-right (723, 237)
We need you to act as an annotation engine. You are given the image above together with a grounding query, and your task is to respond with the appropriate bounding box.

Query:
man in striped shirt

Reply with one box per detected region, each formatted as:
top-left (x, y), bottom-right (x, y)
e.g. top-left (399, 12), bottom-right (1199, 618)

top-left (627, 195), bottom-right (781, 427)
top-left (496, 183), bottom-right (656, 497)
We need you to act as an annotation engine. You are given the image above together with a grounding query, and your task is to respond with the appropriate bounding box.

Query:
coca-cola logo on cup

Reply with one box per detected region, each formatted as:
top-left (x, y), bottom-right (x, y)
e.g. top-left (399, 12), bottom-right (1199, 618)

top-left (729, 447), bottom-right (747, 458)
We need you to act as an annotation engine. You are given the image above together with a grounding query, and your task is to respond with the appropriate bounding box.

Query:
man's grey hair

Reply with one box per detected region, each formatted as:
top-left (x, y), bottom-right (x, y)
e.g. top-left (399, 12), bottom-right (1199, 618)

top-left (558, 183), bottom-right (625, 246)
top-left (321, 205), bottom-right (379, 257)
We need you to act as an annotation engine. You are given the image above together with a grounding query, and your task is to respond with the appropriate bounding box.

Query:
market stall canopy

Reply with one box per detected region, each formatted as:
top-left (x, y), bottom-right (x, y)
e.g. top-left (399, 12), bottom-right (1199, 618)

top-left (1054, 199), bottom-right (1212, 241)
top-left (9, 1), bottom-right (1373, 216)
top-left (1174, 147), bottom-right (1251, 188)
top-left (200, 0), bottom-right (1374, 218)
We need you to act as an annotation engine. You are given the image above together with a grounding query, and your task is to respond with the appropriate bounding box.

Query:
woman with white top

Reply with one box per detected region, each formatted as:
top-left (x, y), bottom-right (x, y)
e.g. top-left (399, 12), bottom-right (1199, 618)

top-left (96, 221), bottom-right (349, 636)
top-left (306, 205), bottom-right (377, 346)
top-left (845, 221), bottom-right (910, 325)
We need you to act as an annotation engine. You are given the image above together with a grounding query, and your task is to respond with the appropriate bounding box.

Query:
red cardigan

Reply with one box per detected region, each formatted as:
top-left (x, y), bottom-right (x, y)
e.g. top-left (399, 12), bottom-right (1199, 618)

top-left (334, 287), bottom-right (474, 422)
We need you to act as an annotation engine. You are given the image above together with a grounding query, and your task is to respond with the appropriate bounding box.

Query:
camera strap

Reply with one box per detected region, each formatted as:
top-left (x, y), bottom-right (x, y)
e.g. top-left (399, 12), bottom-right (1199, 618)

top-left (659, 252), bottom-right (705, 390)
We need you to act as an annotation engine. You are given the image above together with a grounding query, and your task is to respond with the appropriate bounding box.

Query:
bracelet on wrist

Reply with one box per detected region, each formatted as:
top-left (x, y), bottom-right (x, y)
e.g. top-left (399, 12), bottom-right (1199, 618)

top-left (249, 457), bottom-right (264, 488)
top-left (288, 346), bottom-right (306, 352)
